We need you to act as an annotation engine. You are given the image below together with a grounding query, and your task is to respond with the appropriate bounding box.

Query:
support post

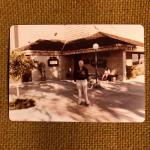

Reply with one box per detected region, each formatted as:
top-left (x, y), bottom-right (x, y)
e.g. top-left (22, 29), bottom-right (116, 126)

top-left (14, 25), bottom-right (19, 48)
top-left (122, 50), bottom-right (126, 81)
top-left (95, 50), bottom-right (98, 84)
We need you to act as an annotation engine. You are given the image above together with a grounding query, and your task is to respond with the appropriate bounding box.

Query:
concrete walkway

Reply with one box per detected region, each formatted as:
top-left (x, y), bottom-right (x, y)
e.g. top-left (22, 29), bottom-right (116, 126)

top-left (9, 75), bottom-right (144, 122)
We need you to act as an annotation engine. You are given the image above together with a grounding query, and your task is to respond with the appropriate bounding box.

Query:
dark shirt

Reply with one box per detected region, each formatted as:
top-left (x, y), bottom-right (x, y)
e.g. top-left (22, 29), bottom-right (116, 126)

top-left (74, 66), bottom-right (89, 81)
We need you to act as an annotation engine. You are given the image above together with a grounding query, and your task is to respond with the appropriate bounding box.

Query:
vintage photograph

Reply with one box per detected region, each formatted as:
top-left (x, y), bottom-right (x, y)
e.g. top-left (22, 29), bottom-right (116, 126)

top-left (9, 25), bottom-right (144, 122)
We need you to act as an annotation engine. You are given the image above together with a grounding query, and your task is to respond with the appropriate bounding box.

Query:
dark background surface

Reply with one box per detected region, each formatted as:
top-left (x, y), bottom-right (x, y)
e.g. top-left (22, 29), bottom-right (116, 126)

top-left (0, 0), bottom-right (149, 149)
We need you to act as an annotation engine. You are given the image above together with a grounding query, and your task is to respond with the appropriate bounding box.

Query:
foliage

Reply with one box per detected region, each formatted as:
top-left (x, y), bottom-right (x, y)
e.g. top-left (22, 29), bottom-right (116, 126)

top-left (9, 50), bottom-right (35, 81)
top-left (126, 65), bottom-right (139, 79)
top-left (131, 66), bottom-right (139, 78)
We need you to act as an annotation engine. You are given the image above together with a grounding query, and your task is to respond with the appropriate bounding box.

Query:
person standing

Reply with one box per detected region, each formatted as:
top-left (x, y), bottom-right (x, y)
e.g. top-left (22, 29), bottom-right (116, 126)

top-left (74, 60), bottom-right (90, 106)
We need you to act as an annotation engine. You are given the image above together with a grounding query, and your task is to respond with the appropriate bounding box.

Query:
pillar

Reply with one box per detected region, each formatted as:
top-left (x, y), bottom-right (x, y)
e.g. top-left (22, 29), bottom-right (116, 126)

top-left (14, 25), bottom-right (19, 48)
top-left (122, 50), bottom-right (126, 81)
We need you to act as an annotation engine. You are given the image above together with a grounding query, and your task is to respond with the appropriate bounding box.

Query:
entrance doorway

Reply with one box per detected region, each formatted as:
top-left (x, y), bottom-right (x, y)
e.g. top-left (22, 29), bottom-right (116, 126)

top-left (73, 54), bottom-right (81, 71)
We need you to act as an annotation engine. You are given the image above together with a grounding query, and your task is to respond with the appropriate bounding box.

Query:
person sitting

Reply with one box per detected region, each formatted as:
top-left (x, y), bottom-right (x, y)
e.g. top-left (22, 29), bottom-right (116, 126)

top-left (102, 67), bottom-right (111, 81)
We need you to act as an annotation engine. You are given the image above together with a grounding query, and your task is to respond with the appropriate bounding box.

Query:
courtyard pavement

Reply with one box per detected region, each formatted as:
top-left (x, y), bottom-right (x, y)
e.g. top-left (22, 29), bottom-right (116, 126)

top-left (9, 75), bottom-right (144, 122)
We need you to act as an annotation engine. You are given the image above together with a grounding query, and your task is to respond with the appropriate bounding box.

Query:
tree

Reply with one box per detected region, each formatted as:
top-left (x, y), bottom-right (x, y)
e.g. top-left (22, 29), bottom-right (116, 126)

top-left (9, 50), bottom-right (35, 97)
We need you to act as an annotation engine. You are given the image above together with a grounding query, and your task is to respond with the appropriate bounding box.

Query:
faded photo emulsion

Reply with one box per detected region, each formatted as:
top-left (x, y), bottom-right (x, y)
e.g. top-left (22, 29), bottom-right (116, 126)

top-left (9, 25), bottom-right (144, 122)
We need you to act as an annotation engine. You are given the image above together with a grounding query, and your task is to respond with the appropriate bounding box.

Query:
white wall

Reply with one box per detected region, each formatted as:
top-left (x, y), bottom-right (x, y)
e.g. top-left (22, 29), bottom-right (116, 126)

top-left (31, 55), bottom-right (74, 81)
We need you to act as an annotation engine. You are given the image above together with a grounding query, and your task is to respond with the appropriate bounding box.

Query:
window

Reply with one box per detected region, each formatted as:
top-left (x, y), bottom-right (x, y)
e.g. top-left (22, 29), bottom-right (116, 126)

top-left (83, 59), bottom-right (90, 64)
top-left (140, 54), bottom-right (144, 59)
top-left (91, 59), bottom-right (107, 68)
top-left (139, 54), bottom-right (144, 64)
top-left (132, 54), bottom-right (138, 62)
top-left (132, 54), bottom-right (139, 65)
top-left (97, 59), bottom-right (107, 68)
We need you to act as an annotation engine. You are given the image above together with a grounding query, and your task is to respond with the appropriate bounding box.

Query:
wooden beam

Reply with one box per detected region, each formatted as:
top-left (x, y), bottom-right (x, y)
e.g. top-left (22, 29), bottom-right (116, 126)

top-left (23, 50), bottom-right (61, 56)
top-left (23, 44), bottom-right (135, 56)
top-left (62, 44), bottom-right (134, 55)
top-left (126, 50), bottom-right (144, 53)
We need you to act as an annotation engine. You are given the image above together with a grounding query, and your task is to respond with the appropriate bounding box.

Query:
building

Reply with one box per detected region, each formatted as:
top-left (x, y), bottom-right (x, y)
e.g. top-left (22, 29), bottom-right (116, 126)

top-left (14, 30), bottom-right (144, 82)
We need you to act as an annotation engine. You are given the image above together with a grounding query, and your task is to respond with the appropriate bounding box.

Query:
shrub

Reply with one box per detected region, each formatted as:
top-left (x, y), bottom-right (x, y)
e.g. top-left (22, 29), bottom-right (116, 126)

top-left (9, 50), bottom-right (35, 97)
top-left (10, 50), bottom-right (35, 81)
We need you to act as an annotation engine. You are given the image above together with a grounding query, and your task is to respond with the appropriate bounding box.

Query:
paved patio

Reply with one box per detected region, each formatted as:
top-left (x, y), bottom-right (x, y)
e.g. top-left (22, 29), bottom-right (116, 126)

top-left (9, 75), bottom-right (144, 122)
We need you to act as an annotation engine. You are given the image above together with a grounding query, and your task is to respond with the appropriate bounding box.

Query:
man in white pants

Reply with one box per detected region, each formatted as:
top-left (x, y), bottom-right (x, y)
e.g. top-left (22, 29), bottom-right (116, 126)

top-left (74, 60), bottom-right (90, 106)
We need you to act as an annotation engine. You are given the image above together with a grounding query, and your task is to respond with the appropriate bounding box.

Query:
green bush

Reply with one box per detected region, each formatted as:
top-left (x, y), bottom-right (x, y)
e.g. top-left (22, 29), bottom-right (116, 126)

top-left (126, 65), bottom-right (139, 79)
top-left (9, 50), bottom-right (35, 81)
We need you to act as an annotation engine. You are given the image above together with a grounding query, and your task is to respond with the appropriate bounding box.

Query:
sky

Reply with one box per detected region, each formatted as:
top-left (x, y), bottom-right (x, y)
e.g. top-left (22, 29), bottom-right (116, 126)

top-left (10, 25), bottom-right (144, 49)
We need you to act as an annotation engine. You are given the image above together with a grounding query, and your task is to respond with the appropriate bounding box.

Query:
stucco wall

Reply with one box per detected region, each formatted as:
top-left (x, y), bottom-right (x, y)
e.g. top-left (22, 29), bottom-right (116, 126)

top-left (31, 50), bottom-right (126, 81)
top-left (31, 55), bottom-right (74, 81)
top-left (107, 50), bottom-right (125, 80)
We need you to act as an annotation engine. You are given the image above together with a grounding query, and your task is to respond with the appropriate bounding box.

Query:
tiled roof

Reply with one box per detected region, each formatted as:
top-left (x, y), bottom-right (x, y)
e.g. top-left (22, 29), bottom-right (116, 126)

top-left (17, 26), bottom-right (144, 51)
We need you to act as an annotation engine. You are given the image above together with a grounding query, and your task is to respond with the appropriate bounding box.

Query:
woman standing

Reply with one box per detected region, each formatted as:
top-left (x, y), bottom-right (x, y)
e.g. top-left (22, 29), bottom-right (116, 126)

top-left (74, 60), bottom-right (90, 106)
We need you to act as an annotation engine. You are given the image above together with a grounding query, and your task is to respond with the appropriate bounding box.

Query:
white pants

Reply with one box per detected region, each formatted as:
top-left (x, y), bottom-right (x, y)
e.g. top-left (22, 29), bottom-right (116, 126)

top-left (76, 79), bottom-right (89, 102)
